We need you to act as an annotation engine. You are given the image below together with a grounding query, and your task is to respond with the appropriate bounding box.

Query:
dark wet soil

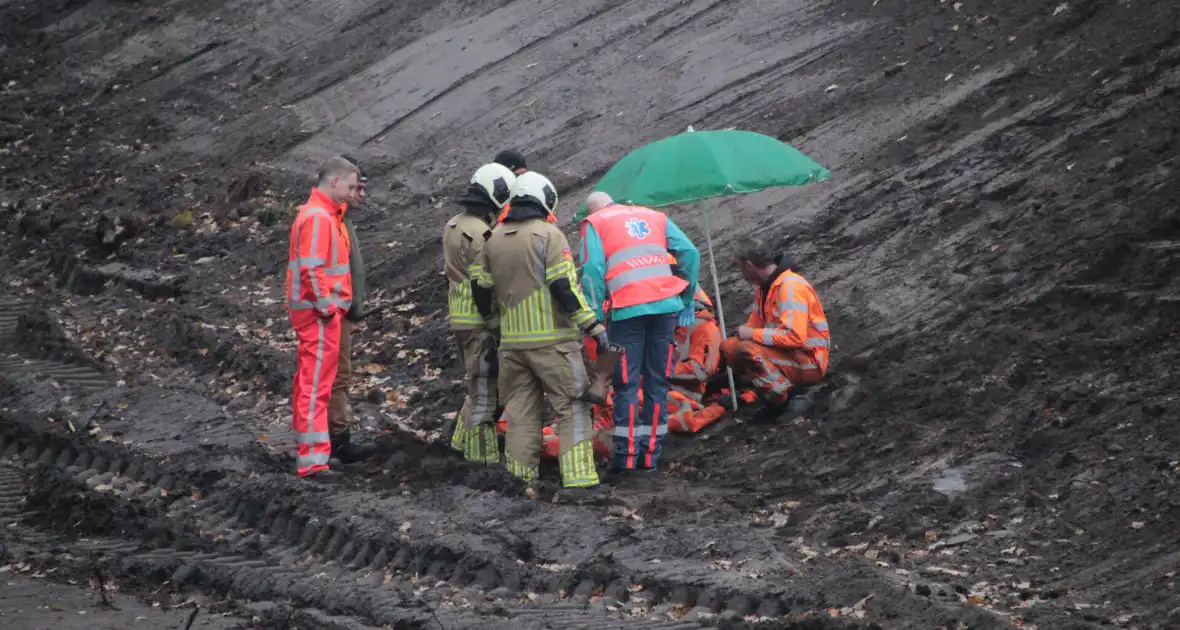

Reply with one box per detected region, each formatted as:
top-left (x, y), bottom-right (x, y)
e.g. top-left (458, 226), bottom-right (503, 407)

top-left (2, 0), bottom-right (1179, 628)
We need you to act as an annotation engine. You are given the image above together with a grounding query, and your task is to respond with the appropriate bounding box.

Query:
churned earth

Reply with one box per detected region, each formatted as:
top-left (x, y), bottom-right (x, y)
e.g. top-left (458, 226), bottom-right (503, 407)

top-left (2, 0), bottom-right (1179, 628)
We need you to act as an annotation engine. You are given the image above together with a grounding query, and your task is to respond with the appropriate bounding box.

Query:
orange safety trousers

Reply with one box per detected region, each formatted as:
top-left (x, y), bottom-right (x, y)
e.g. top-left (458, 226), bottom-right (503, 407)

top-left (290, 310), bottom-right (341, 476)
top-left (667, 391), bottom-right (727, 433)
top-left (721, 338), bottom-right (824, 405)
top-left (496, 412), bottom-right (612, 461)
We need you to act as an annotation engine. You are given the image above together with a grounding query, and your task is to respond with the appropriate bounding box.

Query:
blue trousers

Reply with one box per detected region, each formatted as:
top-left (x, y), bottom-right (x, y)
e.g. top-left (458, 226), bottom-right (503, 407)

top-left (609, 312), bottom-right (677, 469)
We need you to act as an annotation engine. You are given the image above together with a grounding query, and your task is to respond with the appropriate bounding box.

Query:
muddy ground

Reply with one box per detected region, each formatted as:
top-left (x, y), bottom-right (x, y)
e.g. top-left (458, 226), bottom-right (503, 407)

top-left (2, 0), bottom-right (1179, 628)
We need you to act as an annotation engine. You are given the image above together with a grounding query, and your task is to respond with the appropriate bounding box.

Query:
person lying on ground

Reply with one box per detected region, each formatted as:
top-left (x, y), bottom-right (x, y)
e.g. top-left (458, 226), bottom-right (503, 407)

top-left (667, 288), bottom-right (727, 433)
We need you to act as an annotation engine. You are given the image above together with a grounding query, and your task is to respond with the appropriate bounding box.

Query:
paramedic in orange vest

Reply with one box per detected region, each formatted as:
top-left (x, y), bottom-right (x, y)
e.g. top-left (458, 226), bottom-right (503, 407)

top-left (667, 288), bottom-right (727, 433)
top-left (723, 238), bottom-right (831, 423)
top-left (285, 156), bottom-right (358, 479)
top-left (580, 191), bottom-right (700, 473)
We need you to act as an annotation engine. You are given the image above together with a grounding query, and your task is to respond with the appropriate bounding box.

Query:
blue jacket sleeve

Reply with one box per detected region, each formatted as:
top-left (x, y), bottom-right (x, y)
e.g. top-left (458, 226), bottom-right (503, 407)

top-left (579, 223), bottom-right (608, 323)
top-left (665, 218), bottom-right (700, 310)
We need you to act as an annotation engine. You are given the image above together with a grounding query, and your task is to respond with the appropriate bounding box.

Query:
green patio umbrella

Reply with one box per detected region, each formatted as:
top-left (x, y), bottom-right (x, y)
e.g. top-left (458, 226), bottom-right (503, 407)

top-left (575, 127), bottom-right (831, 411)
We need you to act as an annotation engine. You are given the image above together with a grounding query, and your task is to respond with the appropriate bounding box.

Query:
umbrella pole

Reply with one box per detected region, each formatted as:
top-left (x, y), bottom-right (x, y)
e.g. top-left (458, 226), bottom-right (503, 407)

top-left (699, 201), bottom-right (741, 413)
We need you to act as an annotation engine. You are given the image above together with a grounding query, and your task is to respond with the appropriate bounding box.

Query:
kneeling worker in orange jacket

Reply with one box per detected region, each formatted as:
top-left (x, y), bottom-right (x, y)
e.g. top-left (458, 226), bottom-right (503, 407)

top-left (286, 156), bottom-right (360, 478)
top-left (723, 238), bottom-right (831, 424)
top-left (667, 289), bottom-right (727, 433)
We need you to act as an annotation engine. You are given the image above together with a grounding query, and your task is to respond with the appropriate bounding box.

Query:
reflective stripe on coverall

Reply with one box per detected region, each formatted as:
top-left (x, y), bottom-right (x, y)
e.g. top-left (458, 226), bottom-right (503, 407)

top-left (286, 188), bottom-right (352, 476)
top-left (721, 269), bottom-right (829, 405)
top-left (667, 289), bottom-right (726, 433)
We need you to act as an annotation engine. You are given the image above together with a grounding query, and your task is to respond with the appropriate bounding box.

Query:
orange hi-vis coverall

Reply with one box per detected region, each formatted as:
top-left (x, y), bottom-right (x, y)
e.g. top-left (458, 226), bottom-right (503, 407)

top-left (722, 269), bottom-right (829, 405)
top-left (667, 289), bottom-right (726, 433)
top-left (286, 188), bottom-right (353, 477)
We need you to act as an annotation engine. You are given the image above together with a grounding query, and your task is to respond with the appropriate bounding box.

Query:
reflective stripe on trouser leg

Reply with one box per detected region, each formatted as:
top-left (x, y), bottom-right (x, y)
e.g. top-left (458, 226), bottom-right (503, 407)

top-left (645, 339), bottom-right (673, 467)
top-left (450, 421), bottom-right (470, 452)
top-left (501, 349), bottom-right (542, 482)
top-left (666, 391), bottom-right (698, 433)
top-left (638, 314), bottom-right (676, 469)
top-left (290, 310), bottom-right (340, 476)
top-left (550, 343), bottom-right (598, 488)
top-left (461, 331), bottom-right (500, 464)
top-left (463, 331), bottom-right (497, 429)
top-left (609, 316), bottom-right (643, 470)
top-left (464, 424), bottom-right (500, 464)
top-left (731, 340), bottom-right (797, 405)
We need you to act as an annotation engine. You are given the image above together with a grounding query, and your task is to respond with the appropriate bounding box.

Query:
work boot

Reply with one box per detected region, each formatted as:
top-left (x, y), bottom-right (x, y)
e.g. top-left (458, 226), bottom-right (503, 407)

top-left (553, 484), bottom-right (610, 505)
top-left (750, 402), bottom-right (787, 424)
top-left (781, 393), bottom-right (814, 421)
top-left (303, 467), bottom-right (345, 481)
top-left (330, 429), bottom-right (378, 464)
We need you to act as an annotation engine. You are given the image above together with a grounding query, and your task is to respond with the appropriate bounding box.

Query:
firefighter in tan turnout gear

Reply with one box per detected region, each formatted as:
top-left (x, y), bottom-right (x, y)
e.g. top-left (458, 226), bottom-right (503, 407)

top-left (444, 163), bottom-right (517, 462)
top-left (470, 172), bottom-right (608, 489)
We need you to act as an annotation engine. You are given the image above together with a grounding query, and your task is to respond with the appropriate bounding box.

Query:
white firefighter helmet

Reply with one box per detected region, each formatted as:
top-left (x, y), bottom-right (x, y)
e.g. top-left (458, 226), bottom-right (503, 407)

top-left (509, 171), bottom-right (558, 215)
top-left (468, 162), bottom-right (516, 209)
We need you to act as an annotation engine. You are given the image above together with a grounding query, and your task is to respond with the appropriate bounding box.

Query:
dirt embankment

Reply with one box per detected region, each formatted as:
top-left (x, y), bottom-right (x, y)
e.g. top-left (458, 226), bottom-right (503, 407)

top-left (2, 0), bottom-right (1179, 628)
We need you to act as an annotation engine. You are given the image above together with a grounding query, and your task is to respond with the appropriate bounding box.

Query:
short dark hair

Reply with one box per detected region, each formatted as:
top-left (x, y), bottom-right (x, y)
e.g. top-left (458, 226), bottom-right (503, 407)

top-left (317, 156), bottom-right (359, 186)
top-left (736, 237), bottom-right (779, 268)
top-left (493, 149), bottom-right (526, 171)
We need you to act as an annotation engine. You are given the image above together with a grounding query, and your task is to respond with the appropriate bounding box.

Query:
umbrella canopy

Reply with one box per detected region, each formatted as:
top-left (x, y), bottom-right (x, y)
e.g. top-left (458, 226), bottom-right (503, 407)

top-left (574, 129), bottom-right (830, 220)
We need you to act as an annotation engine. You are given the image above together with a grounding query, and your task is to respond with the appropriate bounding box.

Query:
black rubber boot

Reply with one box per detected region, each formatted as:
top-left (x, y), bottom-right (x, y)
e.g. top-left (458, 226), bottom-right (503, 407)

top-left (750, 402), bottom-right (787, 424)
top-left (303, 468), bottom-right (345, 481)
top-left (330, 429), bottom-right (378, 464)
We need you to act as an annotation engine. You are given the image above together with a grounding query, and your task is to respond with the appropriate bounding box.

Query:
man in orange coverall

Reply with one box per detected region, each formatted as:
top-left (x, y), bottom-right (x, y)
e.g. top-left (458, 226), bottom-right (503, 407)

top-left (667, 289), bottom-right (727, 433)
top-left (285, 156), bottom-right (360, 479)
top-left (723, 238), bottom-right (831, 424)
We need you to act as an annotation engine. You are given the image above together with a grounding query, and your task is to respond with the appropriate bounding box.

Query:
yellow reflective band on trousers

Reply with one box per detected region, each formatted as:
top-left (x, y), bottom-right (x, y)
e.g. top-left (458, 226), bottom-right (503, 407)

top-left (464, 424), bottom-right (500, 464)
top-left (505, 453), bottom-right (539, 482)
top-left (449, 421), bottom-right (470, 452)
top-left (500, 287), bottom-right (581, 346)
top-left (448, 282), bottom-right (482, 327)
top-left (558, 440), bottom-right (598, 488)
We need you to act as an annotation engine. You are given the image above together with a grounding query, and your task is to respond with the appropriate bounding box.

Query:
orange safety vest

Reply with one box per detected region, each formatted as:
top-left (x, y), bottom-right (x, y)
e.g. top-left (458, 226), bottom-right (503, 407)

top-left (582, 205), bottom-right (688, 310)
top-left (286, 188), bottom-right (353, 317)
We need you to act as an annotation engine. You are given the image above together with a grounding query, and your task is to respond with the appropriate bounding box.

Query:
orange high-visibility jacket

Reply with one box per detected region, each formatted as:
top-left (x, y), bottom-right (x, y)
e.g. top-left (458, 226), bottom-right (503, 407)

top-left (745, 270), bottom-right (830, 372)
top-left (581, 205), bottom-right (687, 310)
top-left (671, 289), bottom-right (721, 396)
top-left (286, 188), bottom-right (353, 318)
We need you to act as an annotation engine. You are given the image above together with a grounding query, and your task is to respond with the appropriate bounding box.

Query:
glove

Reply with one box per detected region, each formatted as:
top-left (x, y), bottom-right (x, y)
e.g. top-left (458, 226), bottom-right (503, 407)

top-left (677, 308), bottom-right (694, 328)
top-left (585, 322), bottom-right (609, 351)
top-left (594, 331), bottom-right (610, 351)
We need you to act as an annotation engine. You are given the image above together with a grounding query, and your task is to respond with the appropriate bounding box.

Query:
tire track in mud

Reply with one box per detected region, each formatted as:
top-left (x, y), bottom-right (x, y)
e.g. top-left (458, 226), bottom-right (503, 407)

top-left (0, 444), bottom-right (718, 628)
top-left (0, 303), bottom-right (110, 394)
top-left (0, 308), bottom-right (859, 627)
top-left (0, 425), bottom-right (842, 628)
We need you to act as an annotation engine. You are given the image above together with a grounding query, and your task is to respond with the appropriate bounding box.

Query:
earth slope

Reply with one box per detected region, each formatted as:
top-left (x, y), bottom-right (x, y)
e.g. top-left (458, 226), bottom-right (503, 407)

top-left (1, 0), bottom-right (1178, 628)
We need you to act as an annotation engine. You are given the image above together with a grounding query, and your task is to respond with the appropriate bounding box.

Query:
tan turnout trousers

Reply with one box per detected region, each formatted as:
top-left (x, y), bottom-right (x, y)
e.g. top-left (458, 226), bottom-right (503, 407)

top-left (449, 329), bottom-right (500, 462)
top-left (500, 341), bottom-right (598, 488)
top-left (327, 317), bottom-right (354, 435)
